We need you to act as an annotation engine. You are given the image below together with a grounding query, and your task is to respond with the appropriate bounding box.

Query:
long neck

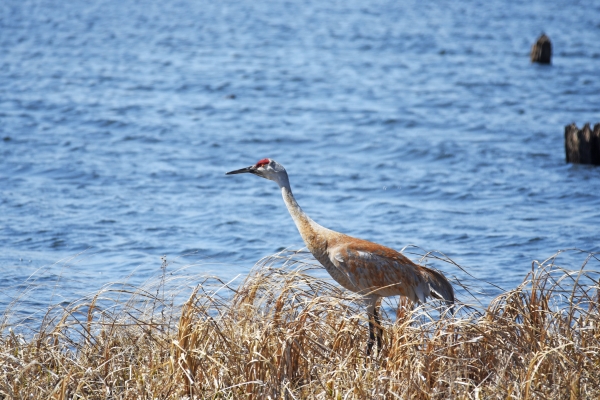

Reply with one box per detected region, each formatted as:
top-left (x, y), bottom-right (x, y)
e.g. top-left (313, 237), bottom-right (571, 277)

top-left (281, 186), bottom-right (313, 233)
top-left (279, 183), bottom-right (322, 249)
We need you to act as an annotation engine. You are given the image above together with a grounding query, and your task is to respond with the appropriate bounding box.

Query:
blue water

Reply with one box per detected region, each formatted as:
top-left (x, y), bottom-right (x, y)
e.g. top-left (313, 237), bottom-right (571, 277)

top-left (2, 0), bottom-right (600, 319)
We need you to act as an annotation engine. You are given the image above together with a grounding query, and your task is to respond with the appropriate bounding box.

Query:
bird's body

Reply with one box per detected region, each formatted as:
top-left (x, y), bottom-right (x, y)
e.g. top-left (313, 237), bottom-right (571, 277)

top-left (227, 158), bottom-right (454, 353)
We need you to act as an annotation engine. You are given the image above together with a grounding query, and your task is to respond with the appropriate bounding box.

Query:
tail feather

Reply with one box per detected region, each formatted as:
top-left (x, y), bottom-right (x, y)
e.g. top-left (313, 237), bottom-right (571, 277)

top-left (422, 267), bottom-right (455, 315)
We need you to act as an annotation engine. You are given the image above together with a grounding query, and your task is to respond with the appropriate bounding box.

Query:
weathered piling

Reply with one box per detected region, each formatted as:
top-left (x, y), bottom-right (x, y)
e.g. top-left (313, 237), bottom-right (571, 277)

top-left (531, 34), bottom-right (552, 64)
top-left (565, 123), bottom-right (600, 165)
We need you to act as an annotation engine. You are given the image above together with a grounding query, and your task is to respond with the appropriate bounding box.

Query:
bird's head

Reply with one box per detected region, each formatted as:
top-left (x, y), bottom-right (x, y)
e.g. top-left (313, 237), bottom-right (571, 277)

top-left (226, 158), bottom-right (289, 187)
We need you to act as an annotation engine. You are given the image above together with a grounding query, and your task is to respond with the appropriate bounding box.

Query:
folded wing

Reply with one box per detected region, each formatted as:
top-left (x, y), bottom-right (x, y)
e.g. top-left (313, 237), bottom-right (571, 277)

top-left (328, 239), bottom-right (454, 309)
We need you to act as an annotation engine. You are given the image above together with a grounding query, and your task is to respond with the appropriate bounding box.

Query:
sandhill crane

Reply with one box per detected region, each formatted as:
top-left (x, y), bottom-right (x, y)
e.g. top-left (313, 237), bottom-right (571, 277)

top-left (227, 158), bottom-right (454, 353)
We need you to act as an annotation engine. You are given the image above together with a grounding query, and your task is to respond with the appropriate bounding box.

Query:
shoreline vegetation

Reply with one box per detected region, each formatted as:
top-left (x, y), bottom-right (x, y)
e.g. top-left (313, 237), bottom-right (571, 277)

top-left (1, 250), bottom-right (599, 399)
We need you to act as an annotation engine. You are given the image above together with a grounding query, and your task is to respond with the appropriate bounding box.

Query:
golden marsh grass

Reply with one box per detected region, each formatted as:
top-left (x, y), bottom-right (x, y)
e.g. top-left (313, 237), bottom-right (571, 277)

top-left (1, 250), bottom-right (599, 399)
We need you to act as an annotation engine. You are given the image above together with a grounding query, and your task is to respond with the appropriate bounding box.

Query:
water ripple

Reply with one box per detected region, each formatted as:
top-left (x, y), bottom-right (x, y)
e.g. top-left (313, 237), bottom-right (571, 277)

top-left (1, 0), bottom-right (600, 316)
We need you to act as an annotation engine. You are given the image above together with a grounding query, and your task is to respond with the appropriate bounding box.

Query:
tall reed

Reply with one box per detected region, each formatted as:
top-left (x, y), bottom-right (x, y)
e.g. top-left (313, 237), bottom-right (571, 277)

top-left (1, 250), bottom-right (598, 399)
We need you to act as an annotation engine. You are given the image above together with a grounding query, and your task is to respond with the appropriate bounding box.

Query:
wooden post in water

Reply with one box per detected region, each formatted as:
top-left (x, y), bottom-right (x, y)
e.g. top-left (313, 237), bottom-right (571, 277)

top-left (531, 34), bottom-right (552, 64)
top-left (565, 123), bottom-right (600, 165)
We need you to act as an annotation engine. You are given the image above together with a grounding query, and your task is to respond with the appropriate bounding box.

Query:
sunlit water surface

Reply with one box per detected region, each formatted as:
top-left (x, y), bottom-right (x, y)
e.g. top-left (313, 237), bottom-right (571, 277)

top-left (1, 0), bottom-right (599, 322)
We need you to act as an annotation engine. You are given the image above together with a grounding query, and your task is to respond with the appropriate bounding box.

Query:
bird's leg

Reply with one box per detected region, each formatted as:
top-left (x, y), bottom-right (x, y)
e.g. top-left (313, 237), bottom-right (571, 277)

top-left (373, 305), bottom-right (382, 350)
top-left (366, 296), bottom-right (382, 355)
top-left (366, 322), bottom-right (376, 355)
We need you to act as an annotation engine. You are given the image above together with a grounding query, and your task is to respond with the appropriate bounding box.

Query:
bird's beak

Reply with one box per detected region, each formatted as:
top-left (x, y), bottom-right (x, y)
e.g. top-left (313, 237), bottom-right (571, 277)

top-left (226, 166), bottom-right (254, 175)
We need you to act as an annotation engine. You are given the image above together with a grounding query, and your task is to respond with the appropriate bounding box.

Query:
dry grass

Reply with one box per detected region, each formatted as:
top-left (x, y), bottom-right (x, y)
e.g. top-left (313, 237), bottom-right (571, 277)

top-left (1, 249), bottom-right (599, 399)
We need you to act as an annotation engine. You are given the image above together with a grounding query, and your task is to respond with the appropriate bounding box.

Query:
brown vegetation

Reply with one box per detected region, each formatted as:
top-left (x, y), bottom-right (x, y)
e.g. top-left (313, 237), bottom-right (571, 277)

top-left (1, 250), bottom-right (599, 399)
